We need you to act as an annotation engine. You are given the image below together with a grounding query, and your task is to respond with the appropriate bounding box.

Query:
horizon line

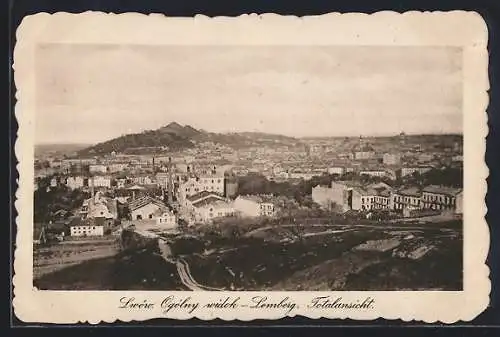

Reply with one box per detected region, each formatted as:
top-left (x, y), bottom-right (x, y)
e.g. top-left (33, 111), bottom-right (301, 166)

top-left (35, 131), bottom-right (464, 146)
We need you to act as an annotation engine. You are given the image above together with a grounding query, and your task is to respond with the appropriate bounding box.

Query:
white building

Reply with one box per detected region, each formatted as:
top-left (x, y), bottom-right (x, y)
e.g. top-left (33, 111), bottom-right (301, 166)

top-left (108, 163), bottom-right (128, 173)
top-left (359, 170), bottom-right (388, 178)
top-left (178, 174), bottom-right (225, 199)
top-left (156, 211), bottom-right (177, 230)
top-left (382, 153), bottom-right (401, 166)
top-left (70, 225), bottom-right (104, 237)
top-left (233, 195), bottom-right (276, 217)
top-left (311, 185), bottom-right (335, 208)
top-left (66, 176), bottom-right (85, 190)
top-left (327, 167), bottom-right (345, 175)
top-left (180, 191), bottom-right (226, 221)
top-left (422, 185), bottom-right (463, 214)
top-left (129, 196), bottom-right (169, 220)
top-left (400, 166), bottom-right (433, 177)
top-left (392, 187), bottom-right (422, 212)
top-left (192, 200), bottom-right (235, 224)
top-left (81, 192), bottom-right (118, 220)
top-left (92, 176), bottom-right (112, 188)
top-left (89, 164), bottom-right (108, 174)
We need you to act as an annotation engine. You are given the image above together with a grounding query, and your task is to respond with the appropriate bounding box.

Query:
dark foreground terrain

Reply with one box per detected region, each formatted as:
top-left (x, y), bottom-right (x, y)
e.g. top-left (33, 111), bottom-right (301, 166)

top-left (34, 221), bottom-right (462, 291)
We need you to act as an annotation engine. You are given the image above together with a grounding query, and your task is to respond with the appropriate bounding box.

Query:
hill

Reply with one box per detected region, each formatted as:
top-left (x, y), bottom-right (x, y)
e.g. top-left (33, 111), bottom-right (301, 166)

top-left (35, 143), bottom-right (92, 158)
top-left (78, 123), bottom-right (300, 155)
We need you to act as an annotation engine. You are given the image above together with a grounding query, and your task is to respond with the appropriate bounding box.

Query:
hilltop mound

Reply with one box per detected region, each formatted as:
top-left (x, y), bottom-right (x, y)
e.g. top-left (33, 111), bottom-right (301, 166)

top-left (78, 122), bottom-right (301, 155)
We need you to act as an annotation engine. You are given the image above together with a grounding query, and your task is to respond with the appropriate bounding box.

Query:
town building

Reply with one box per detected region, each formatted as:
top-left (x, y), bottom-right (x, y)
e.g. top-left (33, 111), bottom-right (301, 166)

top-left (89, 164), bottom-right (108, 174)
top-left (392, 187), bottom-right (422, 213)
top-left (327, 166), bottom-right (345, 175)
top-left (70, 224), bottom-right (104, 237)
top-left (383, 153), bottom-right (401, 166)
top-left (422, 185), bottom-right (463, 214)
top-left (92, 175), bottom-right (112, 188)
top-left (192, 200), bottom-right (235, 224)
top-left (311, 185), bottom-right (335, 209)
top-left (352, 137), bottom-right (376, 160)
top-left (108, 163), bottom-right (128, 173)
top-left (312, 181), bottom-right (392, 212)
top-left (178, 174), bottom-right (225, 200)
top-left (359, 169), bottom-right (388, 179)
top-left (156, 211), bottom-right (177, 230)
top-left (179, 191), bottom-right (229, 224)
top-left (68, 217), bottom-right (113, 237)
top-left (233, 195), bottom-right (276, 217)
top-left (400, 166), bottom-right (433, 177)
top-left (129, 196), bottom-right (169, 220)
top-left (131, 175), bottom-right (155, 185)
top-left (288, 171), bottom-right (315, 181)
top-left (80, 192), bottom-right (118, 220)
top-left (66, 176), bottom-right (85, 190)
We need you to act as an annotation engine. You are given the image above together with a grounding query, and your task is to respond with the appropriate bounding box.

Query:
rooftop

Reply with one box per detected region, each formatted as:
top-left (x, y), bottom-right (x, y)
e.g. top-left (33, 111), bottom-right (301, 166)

top-left (128, 196), bottom-right (167, 211)
top-left (237, 194), bottom-right (276, 204)
top-left (423, 185), bottom-right (462, 196)
top-left (187, 191), bottom-right (224, 202)
top-left (397, 187), bottom-right (422, 197)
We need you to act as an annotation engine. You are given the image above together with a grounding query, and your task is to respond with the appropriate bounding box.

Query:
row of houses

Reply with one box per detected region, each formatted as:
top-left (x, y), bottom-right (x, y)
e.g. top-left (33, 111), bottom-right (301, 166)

top-left (178, 191), bottom-right (277, 225)
top-left (312, 180), bottom-right (463, 215)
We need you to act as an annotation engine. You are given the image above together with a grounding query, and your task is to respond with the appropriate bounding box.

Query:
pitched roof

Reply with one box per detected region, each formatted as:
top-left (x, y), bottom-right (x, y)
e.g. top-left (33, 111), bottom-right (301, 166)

top-left (237, 194), bottom-right (275, 203)
top-left (422, 185), bottom-right (462, 196)
top-left (187, 191), bottom-right (224, 202)
top-left (128, 196), bottom-right (167, 211)
top-left (397, 187), bottom-right (422, 197)
top-left (193, 197), bottom-right (230, 208)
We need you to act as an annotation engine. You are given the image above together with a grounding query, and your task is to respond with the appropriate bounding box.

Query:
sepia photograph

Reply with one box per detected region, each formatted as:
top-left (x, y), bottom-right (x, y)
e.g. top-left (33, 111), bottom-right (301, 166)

top-left (32, 44), bottom-right (464, 291)
top-left (13, 12), bottom-right (489, 323)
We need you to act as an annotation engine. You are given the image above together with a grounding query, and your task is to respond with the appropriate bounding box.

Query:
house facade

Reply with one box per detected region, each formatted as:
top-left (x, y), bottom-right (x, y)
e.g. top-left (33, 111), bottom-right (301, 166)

top-left (392, 187), bottom-right (422, 212)
top-left (178, 175), bottom-right (225, 199)
top-left (192, 200), bottom-right (235, 224)
top-left (422, 185), bottom-right (463, 213)
top-left (66, 176), bottom-right (85, 189)
top-left (156, 211), bottom-right (177, 230)
top-left (89, 164), bottom-right (108, 174)
top-left (129, 196), bottom-right (169, 220)
top-left (70, 225), bottom-right (104, 237)
top-left (233, 195), bottom-right (276, 217)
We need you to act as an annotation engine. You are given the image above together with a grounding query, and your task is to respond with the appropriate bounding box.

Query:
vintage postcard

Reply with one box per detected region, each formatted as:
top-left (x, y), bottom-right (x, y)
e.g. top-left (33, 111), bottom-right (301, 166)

top-left (13, 11), bottom-right (489, 323)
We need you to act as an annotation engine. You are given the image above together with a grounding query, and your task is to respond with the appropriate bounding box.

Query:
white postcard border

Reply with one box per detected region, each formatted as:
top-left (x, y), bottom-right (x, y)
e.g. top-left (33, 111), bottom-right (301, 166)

top-left (13, 11), bottom-right (490, 324)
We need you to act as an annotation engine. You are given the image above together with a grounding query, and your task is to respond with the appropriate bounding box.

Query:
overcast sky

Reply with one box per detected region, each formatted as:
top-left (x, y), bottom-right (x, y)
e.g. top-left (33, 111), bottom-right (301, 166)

top-left (35, 44), bottom-right (462, 144)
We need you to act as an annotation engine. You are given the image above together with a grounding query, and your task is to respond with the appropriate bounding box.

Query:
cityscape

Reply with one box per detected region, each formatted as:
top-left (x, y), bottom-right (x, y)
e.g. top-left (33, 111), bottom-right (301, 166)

top-left (33, 123), bottom-right (463, 291)
top-left (32, 45), bottom-right (463, 291)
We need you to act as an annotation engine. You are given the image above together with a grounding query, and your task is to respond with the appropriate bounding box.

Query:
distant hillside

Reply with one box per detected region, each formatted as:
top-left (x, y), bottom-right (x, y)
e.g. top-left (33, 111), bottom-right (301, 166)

top-left (78, 122), bottom-right (301, 155)
top-left (35, 143), bottom-right (92, 157)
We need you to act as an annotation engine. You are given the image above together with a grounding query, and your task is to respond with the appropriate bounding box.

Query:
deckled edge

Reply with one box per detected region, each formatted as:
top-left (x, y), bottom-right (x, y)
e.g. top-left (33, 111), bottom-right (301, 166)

top-left (11, 10), bottom-right (491, 324)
